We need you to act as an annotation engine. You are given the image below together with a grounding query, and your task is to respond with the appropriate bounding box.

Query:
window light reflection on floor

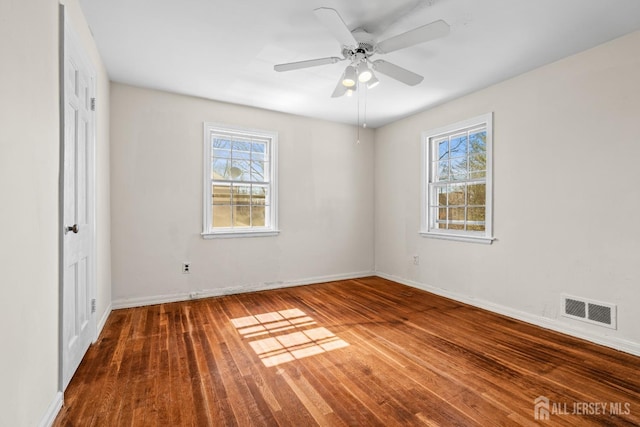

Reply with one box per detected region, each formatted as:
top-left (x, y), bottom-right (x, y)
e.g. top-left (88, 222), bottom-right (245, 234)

top-left (231, 308), bottom-right (349, 367)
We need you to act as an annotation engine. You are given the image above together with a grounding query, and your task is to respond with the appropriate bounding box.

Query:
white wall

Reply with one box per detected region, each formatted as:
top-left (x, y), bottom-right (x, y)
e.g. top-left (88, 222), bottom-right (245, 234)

top-left (375, 30), bottom-right (640, 354)
top-left (0, 0), bottom-right (60, 425)
top-left (0, 1), bottom-right (111, 425)
top-left (110, 83), bottom-right (374, 306)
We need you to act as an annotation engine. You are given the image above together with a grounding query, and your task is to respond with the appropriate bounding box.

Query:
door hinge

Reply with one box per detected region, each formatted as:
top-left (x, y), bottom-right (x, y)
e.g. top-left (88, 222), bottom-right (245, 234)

top-left (90, 98), bottom-right (96, 111)
top-left (91, 298), bottom-right (96, 314)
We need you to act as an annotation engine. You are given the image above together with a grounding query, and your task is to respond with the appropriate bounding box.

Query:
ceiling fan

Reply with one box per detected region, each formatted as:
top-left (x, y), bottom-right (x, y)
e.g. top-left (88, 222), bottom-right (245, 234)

top-left (274, 7), bottom-right (450, 97)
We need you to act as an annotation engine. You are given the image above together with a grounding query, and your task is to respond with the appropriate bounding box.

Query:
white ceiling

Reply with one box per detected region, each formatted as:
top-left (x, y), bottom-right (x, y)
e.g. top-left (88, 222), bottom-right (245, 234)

top-left (79, 0), bottom-right (640, 128)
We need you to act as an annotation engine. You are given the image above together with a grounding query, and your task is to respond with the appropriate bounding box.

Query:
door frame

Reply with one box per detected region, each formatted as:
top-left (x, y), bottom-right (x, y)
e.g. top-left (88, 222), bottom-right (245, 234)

top-left (58, 3), bottom-right (98, 392)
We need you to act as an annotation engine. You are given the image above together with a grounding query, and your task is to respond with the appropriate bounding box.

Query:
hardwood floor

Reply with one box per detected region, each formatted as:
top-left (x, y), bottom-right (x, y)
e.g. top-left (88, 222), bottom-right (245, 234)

top-left (54, 277), bottom-right (640, 426)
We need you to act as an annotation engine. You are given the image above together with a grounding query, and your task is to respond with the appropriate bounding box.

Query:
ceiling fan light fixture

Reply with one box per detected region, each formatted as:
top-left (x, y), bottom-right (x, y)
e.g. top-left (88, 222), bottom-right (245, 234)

top-left (342, 65), bottom-right (357, 87)
top-left (357, 62), bottom-right (373, 83)
top-left (345, 87), bottom-right (356, 97)
top-left (367, 74), bottom-right (380, 89)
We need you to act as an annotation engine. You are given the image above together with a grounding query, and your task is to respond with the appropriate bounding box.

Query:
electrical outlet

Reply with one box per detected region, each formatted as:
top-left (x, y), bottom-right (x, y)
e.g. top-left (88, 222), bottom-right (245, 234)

top-left (182, 263), bottom-right (191, 274)
top-left (413, 255), bottom-right (419, 265)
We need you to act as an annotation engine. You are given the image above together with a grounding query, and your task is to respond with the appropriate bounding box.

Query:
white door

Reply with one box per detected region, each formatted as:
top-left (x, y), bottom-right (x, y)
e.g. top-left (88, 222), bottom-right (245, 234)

top-left (61, 14), bottom-right (96, 390)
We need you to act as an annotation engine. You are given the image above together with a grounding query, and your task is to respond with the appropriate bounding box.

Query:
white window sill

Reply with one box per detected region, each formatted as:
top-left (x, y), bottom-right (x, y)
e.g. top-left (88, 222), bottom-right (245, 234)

top-left (420, 231), bottom-right (495, 245)
top-left (202, 230), bottom-right (280, 239)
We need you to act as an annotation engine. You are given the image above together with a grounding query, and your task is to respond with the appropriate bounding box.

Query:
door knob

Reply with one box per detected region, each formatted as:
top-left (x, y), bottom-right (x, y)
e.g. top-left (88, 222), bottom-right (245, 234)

top-left (65, 224), bottom-right (79, 234)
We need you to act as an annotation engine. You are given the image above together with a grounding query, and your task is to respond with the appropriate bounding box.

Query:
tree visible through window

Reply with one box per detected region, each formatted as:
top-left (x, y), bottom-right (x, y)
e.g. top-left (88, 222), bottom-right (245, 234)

top-left (421, 113), bottom-right (493, 243)
top-left (203, 123), bottom-right (278, 237)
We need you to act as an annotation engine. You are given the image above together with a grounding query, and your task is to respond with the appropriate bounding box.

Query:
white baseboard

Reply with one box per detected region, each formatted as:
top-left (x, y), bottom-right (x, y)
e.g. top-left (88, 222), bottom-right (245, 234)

top-left (112, 271), bottom-right (375, 309)
top-left (38, 391), bottom-right (63, 427)
top-left (376, 271), bottom-right (640, 357)
top-left (96, 303), bottom-right (112, 338)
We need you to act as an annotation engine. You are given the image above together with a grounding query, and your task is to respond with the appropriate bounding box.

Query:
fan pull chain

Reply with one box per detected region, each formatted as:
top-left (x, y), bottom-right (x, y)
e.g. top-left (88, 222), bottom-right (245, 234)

top-left (356, 84), bottom-right (368, 144)
top-left (356, 85), bottom-right (361, 144)
top-left (363, 84), bottom-right (368, 129)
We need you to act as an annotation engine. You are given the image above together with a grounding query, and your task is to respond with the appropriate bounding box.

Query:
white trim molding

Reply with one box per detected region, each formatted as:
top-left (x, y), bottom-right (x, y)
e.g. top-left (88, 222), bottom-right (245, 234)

top-left (96, 303), bottom-right (112, 340)
top-left (201, 230), bottom-right (279, 239)
top-left (112, 271), bottom-right (375, 309)
top-left (421, 112), bottom-right (494, 243)
top-left (38, 391), bottom-right (63, 427)
top-left (419, 231), bottom-right (496, 244)
top-left (202, 122), bottom-right (279, 238)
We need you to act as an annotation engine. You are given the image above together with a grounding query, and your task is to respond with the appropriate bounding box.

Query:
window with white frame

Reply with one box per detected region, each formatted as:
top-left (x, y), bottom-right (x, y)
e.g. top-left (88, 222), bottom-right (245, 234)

top-left (202, 123), bottom-right (278, 238)
top-left (421, 113), bottom-right (494, 243)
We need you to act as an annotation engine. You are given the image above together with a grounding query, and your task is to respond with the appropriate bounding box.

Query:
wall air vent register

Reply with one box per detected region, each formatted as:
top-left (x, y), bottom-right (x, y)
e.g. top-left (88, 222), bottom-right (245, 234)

top-left (561, 294), bottom-right (616, 329)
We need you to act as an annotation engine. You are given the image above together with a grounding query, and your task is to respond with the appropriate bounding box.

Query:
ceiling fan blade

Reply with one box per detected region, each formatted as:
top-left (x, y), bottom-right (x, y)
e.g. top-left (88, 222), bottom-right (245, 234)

top-left (314, 7), bottom-right (358, 48)
top-left (372, 60), bottom-right (424, 86)
top-left (376, 20), bottom-right (450, 54)
top-left (274, 57), bottom-right (343, 72)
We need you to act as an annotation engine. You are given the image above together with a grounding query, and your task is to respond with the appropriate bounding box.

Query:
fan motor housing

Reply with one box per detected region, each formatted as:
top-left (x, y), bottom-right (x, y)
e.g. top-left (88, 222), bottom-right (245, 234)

top-left (343, 42), bottom-right (375, 62)
top-left (342, 29), bottom-right (376, 61)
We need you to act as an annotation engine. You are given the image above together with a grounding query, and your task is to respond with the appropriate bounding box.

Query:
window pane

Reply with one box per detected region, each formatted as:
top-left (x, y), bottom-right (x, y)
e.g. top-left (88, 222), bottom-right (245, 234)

top-left (213, 138), bottom-right (231, 149)
top-left (252, 206), bottom-right (266, 227)
top-left (449, 207), bottom-right (465, 221)
top-left (450, 157), bottom-right (468, 177)
top-left (212, 159), bottom-right (231, 179)
top-left (469, 131), bottom-right (486, 155)
top-left (250, 160), bottom-right (265, 182)
top-left (252, 142), bottom-right (267, 162)
top-left (213, 148), bottom-right (231, 159)
top-left (436, 186), bottom-right (448, 207)
top-left (231, 184), bottom-right (251, 205)
top-left (468, 207), bottom-right (485, 223)
top-left (232, 140), bottom-right (252, 152)
top-left (437, 161), bottom-right (449, 181)
top-left (437, 139), bottom-right (449, 161)
top-left (230, 159), bottom-right (250, 180)
top-left (469, 154), bottom-right (486, 172)
top-left (212, 205), bottom-right (231, 228)
top-left (467, 224), bottom-right (486, 232)
top-left (233, 149), bottom-right (251, 160)
top-left (469, 171), bottom-right (486, 179)
top-left (212, 184), bottom-right (232, 205)
top-left (448, 184), bottom-right (466, 206)
top-left (467, 183), bottom-right (486, 205)
top-left (252, 151), bottom-right (266, 163)
top-left (437, 208), bottom-right (447, 229)
top-left (251, 186), bottom-right (267, 205)
top-left (233, 205), bottom-right (251, 227)
top-left (449, 134), bottom-right (467, 158)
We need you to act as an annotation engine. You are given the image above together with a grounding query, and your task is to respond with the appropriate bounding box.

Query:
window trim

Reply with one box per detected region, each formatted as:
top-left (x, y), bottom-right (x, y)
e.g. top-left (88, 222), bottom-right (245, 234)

top-left (202, 122), bottom-right (279, 239)
top-left (420, 113), bottom-right (494, 244)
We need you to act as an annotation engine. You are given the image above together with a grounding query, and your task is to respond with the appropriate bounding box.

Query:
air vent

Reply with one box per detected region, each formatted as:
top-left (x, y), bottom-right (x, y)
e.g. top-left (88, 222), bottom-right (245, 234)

top-left (561, 294), bottom-right (616, 329)
top-left (565, 298), bottom-right (586, 318)
top-left (588, 303), bottom-right (612, 325)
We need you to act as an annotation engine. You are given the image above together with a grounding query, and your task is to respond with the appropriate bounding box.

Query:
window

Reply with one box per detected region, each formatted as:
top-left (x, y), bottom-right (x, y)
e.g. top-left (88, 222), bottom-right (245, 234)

top-left (421, 113), bottom-right (494, 244)
top-left (202, 123), bottom-right (278, 238)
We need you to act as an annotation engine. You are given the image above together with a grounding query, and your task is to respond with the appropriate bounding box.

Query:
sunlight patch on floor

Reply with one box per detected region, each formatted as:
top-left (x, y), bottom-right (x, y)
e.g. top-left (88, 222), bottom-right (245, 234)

top-left (231, 309), bottom-right (348, 367)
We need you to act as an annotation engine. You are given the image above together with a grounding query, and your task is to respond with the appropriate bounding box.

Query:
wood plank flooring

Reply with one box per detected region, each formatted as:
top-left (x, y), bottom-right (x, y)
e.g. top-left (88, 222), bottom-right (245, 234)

top-left (54, 277), bottom-right (640, 426)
